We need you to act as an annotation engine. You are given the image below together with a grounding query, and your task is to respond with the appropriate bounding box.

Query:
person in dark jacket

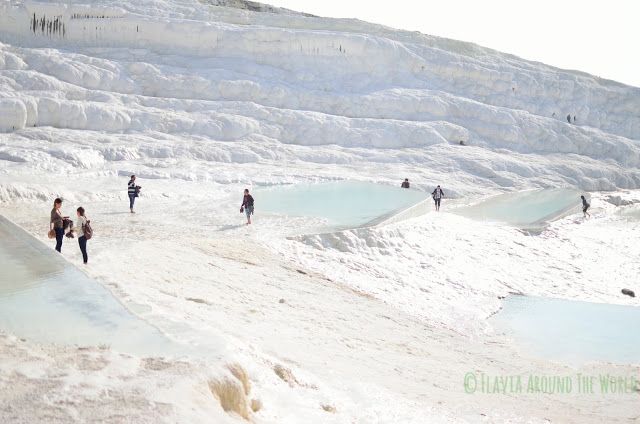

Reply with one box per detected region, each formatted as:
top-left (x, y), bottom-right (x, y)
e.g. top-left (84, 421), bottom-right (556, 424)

top-left (401, 178), bottom-right (410, 189)
top-left (581, 195), bottom-right (590, 218)
top-left (128, 175), bottom-right (141, 213)
top-left (50, 198), bottom-right (67, 252)
top-left (241, 189), bottom-right (255, 225)
top-left (432, 185), bottom-right (445, 211)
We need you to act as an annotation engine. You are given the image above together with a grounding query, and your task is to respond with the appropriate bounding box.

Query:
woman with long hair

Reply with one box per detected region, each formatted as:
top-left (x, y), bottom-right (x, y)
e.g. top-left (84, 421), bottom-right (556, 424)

top-left (76, 206), bottom-right (89, 264)
top-left (50, 198), bottom-right (66, 252)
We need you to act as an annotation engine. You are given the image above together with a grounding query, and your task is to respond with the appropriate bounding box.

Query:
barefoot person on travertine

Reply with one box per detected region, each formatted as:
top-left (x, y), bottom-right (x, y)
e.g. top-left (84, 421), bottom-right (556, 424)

top-left (49, 198), bottom-right (66, 252)
top-left (128, 175), bottom-right (141, 213)
top-left (432, 185), bottom-right (444, 211)
top-left (75, 207), bottom-right (92, 265)
top-left (581, 195), bottom-right (591, 218)
top-left (240, 188), bottom-right (255, 225)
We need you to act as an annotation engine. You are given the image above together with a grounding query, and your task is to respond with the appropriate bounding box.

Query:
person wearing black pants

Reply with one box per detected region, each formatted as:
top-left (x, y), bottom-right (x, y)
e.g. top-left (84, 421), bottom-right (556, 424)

top-left (431, 185), bottom-right (445, 212)
top-left (50, 198), bottom-right (66, 252)
top-left (78, 235), bottom-right (88, 263)
top-left (76, 207), bottom-right (89, 264)
top-left (128, 175), bottom-right (141, 213)
top-left (581, 195), bottom-right (591, 219)
top-left (55, 227), bottom-right (64, 252)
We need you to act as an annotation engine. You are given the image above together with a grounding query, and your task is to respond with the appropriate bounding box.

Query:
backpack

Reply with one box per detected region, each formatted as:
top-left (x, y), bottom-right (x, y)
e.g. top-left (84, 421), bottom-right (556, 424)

top-left (83, 220), bottom-right (93, 240)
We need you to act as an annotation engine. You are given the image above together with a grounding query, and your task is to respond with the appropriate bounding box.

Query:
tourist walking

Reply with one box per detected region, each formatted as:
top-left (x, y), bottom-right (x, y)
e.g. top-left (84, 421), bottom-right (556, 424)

top-left (432, 185), bottom-right (445, 211)
top-left (240, 189), bottom-right (255, 225)
top-left (581, 195), bottom-right (590, 218)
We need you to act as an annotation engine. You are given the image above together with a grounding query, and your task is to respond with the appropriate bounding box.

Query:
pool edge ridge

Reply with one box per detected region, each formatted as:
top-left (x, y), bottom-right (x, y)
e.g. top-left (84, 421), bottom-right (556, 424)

top-left (369, 198), bottom-right (433, 228)
top-left (0, 213), bottom-right (181, 355)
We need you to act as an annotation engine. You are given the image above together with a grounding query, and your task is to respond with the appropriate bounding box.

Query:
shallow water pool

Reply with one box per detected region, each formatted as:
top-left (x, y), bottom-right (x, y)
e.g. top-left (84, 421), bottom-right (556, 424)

top-left (493, 295), bottom-right (640, 364)
top-left (0, 215), bottom-right (175, 355)
top-left (256, 181), bottom-right (427, 229)
top-left (454, 188), bottom-right (581, 229)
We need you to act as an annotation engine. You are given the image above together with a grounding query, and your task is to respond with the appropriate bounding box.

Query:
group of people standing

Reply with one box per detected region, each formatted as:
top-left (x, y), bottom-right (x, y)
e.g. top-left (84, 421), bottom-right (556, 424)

top-left (49, 175), bottom-right (258, 260)
top-left (401, 179), bottom-right (445, 211)
top-left (47, 175), bottom-right (141, 262)
top-left (49, 198), bottom-right (90, 264)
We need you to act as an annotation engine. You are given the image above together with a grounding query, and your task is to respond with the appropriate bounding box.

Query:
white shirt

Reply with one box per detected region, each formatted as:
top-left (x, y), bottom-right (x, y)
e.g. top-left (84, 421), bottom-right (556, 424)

top-left (77, 215), bottom-right (88, 237)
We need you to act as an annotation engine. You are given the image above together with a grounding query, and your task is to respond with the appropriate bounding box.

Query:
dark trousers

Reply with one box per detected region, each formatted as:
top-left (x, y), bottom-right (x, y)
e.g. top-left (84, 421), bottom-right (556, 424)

top-left (129, 194), bottom-right (136, 209)
top-left (55, 227), bottom-right (64, 252)
top-left (434, 198), bottom-right (441, 208)
top-left (78, 236), bottom-right (88, 263)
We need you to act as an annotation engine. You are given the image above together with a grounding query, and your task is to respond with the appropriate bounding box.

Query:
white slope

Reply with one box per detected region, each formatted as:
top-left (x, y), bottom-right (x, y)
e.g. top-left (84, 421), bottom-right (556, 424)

top-left (0, 1), bottom-right (639, 423)
top-left (1, 0), bottom-right (639, 197)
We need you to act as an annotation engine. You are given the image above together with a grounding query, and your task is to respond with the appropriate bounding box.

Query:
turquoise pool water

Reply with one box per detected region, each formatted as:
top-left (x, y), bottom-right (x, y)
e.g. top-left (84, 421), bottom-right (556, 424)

top-left (0, 215), bottom-right (174, 355)
top-left (454, 188), bottom-right (581, 229)
top-left (256, 181), bottom-right (427, 229)
top-left (494, 296), bottom-right (640, 364)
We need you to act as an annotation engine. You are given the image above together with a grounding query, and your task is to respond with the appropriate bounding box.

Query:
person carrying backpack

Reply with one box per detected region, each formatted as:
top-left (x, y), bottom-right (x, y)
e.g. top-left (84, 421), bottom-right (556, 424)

top-left (240, 188), bottom-right (255, 225)
top-left (76, 206), bottom-right (91, 264)
top-left (432, 185), bottom-right (444, 211)
top-left (128, 175), bottom-right (141, 213)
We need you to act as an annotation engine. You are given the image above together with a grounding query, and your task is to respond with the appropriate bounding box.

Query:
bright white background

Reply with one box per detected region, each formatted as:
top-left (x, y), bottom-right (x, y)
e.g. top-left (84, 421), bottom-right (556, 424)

top-left (266, 0), bottom-right (640, 87)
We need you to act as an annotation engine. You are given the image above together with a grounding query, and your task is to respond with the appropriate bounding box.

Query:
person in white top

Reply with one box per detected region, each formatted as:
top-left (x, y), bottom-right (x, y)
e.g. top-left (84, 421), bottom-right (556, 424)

top-left (76, 207), bottom-right (89, 264)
